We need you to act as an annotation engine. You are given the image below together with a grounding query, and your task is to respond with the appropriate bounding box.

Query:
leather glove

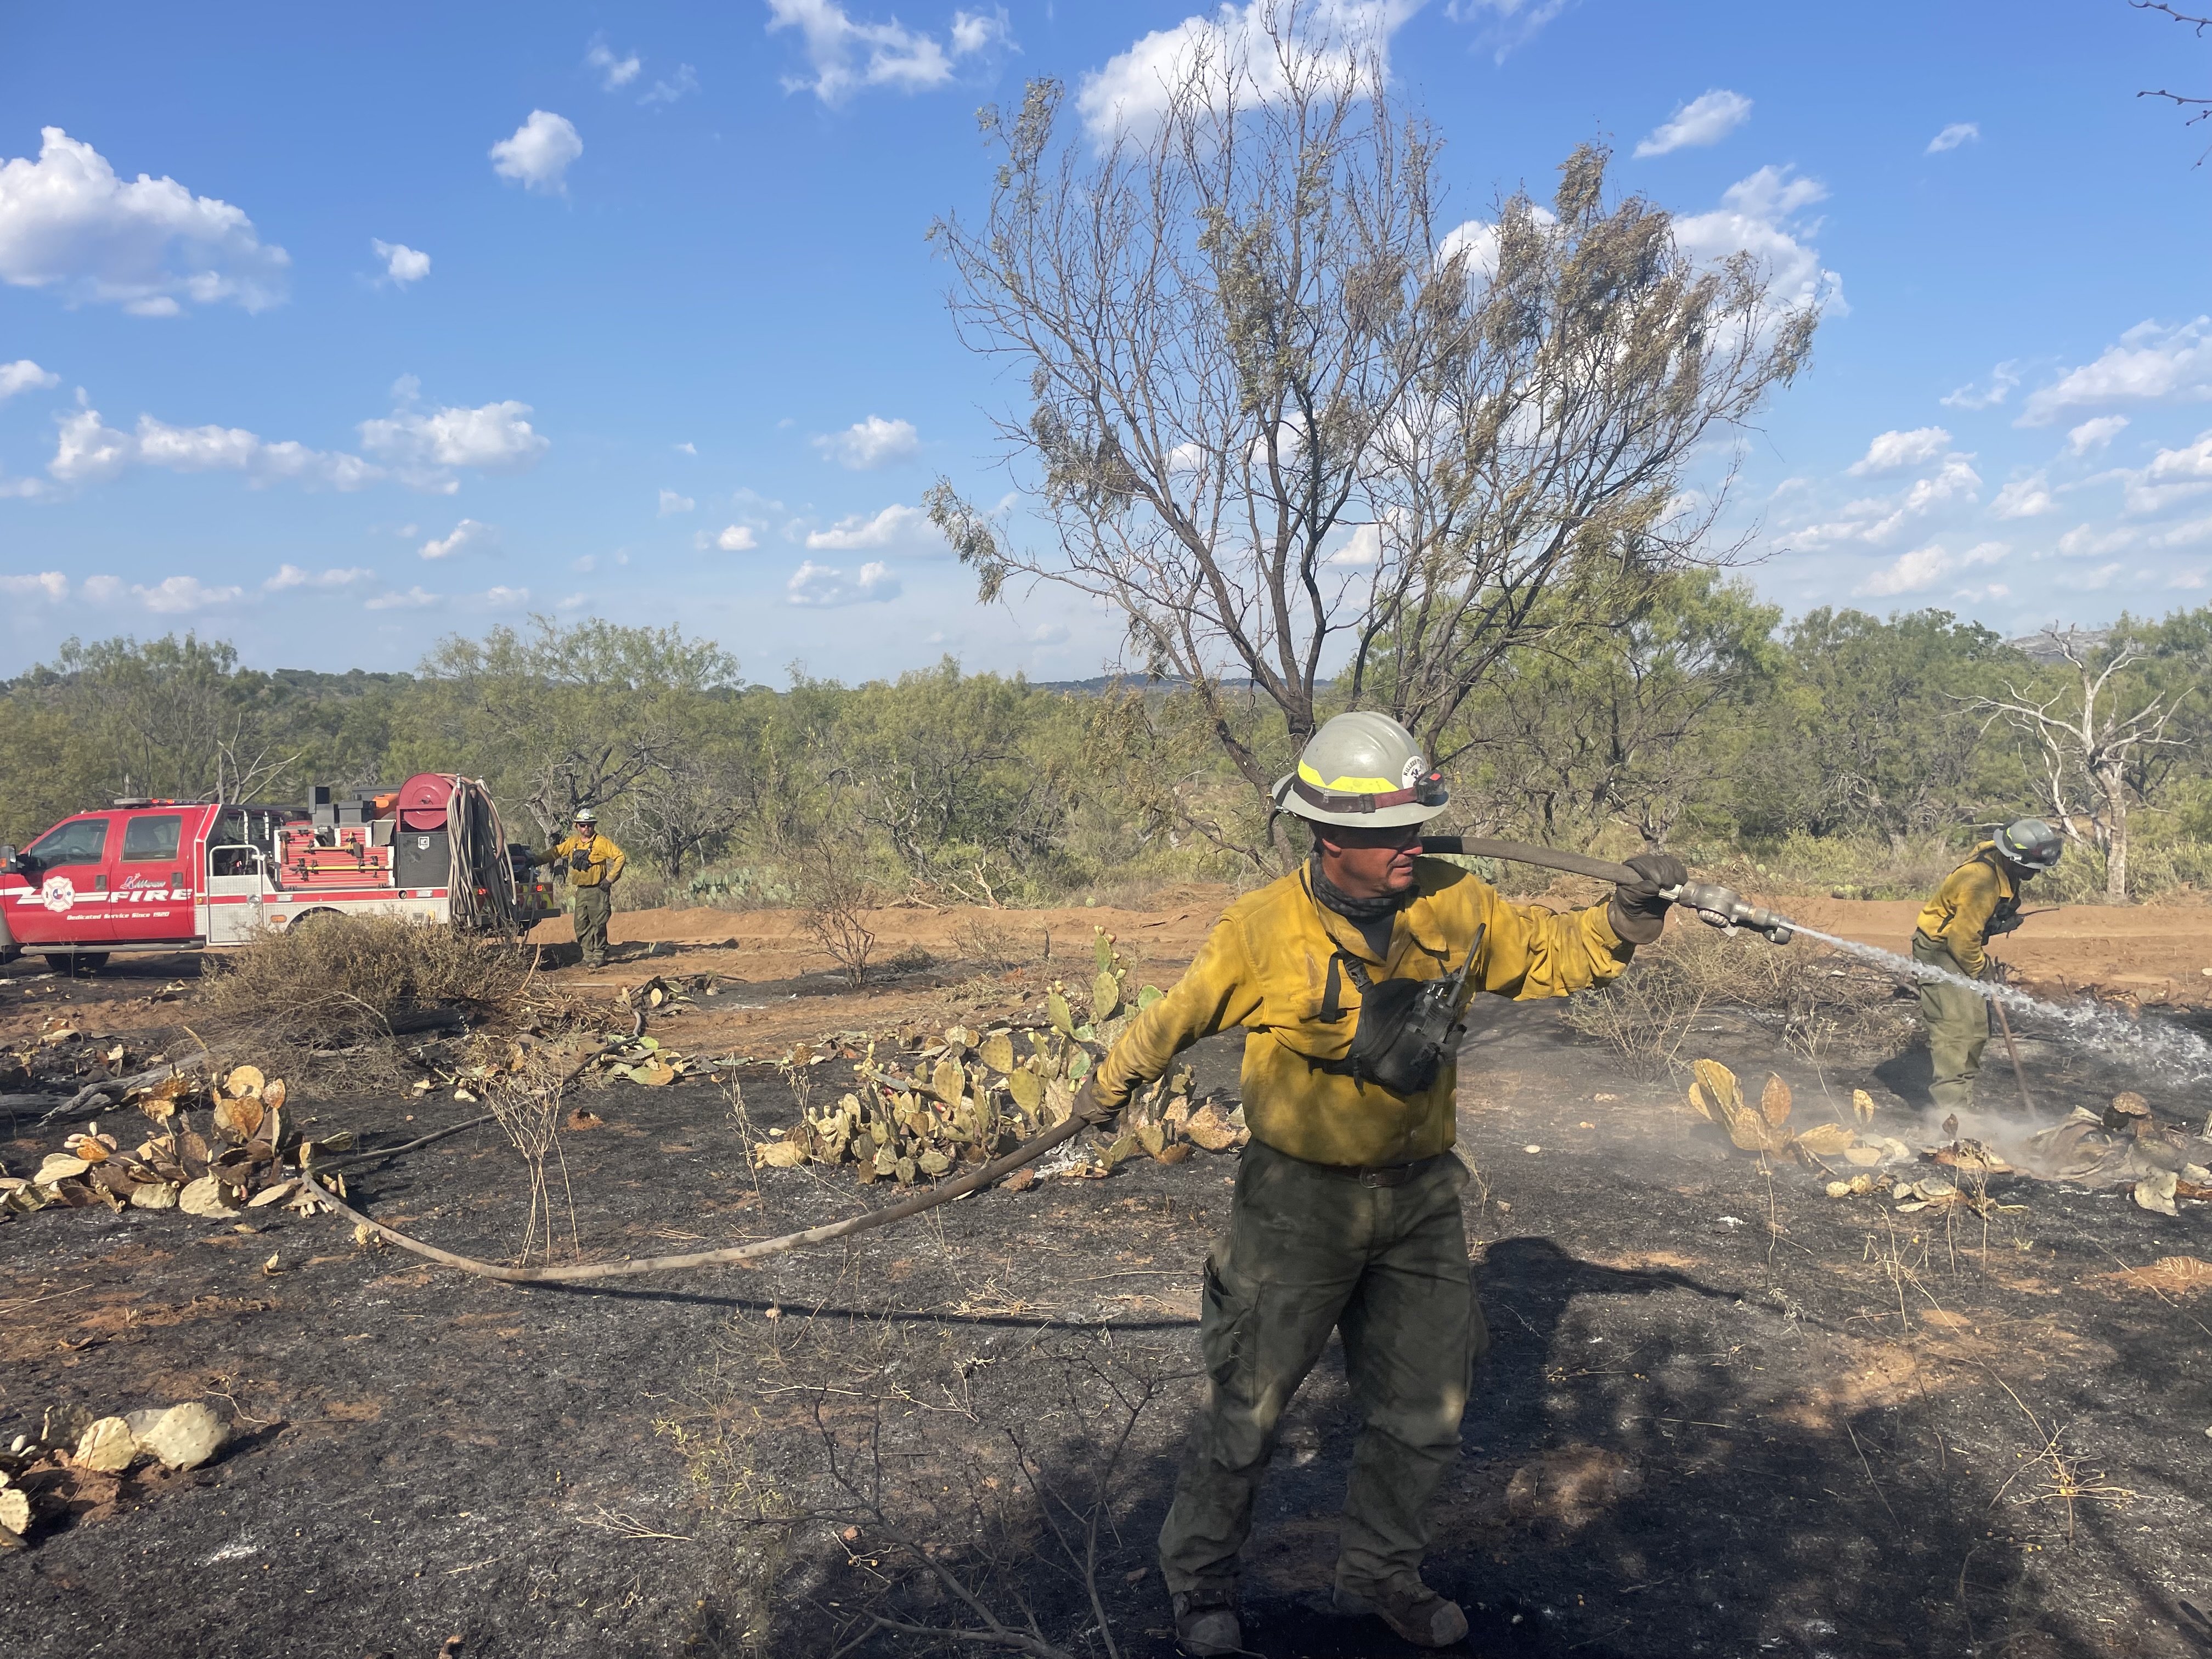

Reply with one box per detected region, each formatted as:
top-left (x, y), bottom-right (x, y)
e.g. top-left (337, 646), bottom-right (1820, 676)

top-left (1071, 1074), bottom-right (1118, 1126)
top-left (1609, 851), bottom-right (1688, 945)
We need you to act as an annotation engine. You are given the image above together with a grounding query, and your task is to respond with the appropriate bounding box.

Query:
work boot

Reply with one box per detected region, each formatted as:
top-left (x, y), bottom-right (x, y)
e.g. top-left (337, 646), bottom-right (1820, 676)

top-left (1333, 1573), bottom-right (1469, 1649)
top-left (1171, 1587), bottom-right (1244, 1657)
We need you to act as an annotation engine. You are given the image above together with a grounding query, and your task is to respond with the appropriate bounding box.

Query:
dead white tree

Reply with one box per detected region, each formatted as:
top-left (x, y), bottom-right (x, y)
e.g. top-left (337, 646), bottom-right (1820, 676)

top-left (926, 1), bottom-right (1814, 867)
top-left (1971, 626), bottom-right (2191, 902)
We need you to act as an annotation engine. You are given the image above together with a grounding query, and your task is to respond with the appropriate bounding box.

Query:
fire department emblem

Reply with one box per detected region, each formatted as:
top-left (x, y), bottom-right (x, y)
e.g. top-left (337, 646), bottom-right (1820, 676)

top-left (40, 875), bottom-right (76, 913)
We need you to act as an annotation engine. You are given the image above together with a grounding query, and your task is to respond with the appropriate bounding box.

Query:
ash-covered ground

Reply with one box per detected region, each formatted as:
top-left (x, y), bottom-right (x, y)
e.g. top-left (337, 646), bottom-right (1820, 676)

top-left (3, 940), bottom-right (2210, 1659)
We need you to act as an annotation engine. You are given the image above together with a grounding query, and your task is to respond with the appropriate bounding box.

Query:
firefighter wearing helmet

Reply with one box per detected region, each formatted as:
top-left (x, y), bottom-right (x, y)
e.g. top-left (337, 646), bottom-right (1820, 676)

top-left (1911, 818), bottom-right (2063, 1112)
top-left (1074, 712), bottom-right (1686, 1654)
top-left (537, 806), bottom-right (627, 969)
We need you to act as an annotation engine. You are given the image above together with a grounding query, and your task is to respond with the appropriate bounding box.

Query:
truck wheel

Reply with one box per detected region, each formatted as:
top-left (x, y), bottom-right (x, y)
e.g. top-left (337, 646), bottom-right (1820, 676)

top-left (44, 952), bottom-right (109, 973)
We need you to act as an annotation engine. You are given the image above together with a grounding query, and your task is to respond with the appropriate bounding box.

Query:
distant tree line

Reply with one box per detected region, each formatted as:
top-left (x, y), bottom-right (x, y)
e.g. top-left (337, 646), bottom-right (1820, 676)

top-left (1, 602), bottom-right (2206, 906)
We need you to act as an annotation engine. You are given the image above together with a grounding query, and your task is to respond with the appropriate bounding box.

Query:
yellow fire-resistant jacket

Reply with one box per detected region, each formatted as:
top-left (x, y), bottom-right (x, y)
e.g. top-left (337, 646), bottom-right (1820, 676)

top-left (1914, 843), bottom-right (2017, 977)
top-left (1089, 857), bottom-right (1635, 1167)
top-left (545, 831), bottom-right (626, 889)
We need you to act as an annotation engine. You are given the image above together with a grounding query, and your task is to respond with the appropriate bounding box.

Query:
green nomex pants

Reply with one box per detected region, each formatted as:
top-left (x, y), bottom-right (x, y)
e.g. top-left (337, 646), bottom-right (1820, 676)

top-left (1912, 932), bottom-right (1989, 1113)
top-left (573, 883), bottom-right (613, 966)
top-left (1157, 1138), bottom-right (1487, 1596)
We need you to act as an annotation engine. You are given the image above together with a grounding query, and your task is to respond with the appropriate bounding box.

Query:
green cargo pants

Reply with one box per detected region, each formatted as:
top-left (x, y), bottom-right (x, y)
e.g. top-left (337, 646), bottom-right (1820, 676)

top-left (574, 884), bottom-right (613, 968)
top-left (1912, 931), bottom-right (1989, 1113)
top-left (1157, 1138), bottom-right (1487, 1596)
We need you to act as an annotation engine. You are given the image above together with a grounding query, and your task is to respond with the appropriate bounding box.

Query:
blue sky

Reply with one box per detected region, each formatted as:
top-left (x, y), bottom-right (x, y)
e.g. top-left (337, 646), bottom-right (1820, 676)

top-left (2, 0), bottom-right (2209, 682)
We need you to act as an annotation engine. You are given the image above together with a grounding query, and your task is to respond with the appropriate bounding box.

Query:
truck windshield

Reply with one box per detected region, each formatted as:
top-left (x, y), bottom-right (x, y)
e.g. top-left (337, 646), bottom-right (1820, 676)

top-left (27, 819), bottom-right (108, 866)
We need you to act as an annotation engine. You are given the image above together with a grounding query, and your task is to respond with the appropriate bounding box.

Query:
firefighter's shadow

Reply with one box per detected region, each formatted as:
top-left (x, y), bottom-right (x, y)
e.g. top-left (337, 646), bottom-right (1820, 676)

top-left (1405, 1234), bottom-right (2076, 1659)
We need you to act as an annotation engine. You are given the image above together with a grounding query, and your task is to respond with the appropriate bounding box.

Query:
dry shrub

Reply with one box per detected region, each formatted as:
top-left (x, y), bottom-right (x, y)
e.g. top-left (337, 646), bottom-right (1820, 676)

top-left (196, 916), bottom-right (529, 1047)
top-left (793, 844), bottom-right (881, 988)
top-left (1561, 922), bottom-right (1911, 1076)
top-left (952, 915), bottom-right (1029, 970)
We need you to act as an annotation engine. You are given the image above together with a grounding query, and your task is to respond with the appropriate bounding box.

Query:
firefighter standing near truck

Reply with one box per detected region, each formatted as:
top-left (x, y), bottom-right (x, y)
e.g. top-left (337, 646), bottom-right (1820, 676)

top-left (1911, 818), bottom-right (2063, 1113)
top-left (539, 808), bottom-right (626, 969)
top-left (1069, 712), bottom-right (1687, 1656)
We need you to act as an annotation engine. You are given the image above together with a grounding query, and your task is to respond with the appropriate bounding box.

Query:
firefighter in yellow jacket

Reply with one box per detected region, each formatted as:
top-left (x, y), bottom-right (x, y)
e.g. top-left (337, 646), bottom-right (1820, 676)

top-left (1071, 712), bottom-right (1686, 1655)
top-left (539, 807), bottom-right (626, 968)
top-left (1911, 819), bottom-right (2062, 1112)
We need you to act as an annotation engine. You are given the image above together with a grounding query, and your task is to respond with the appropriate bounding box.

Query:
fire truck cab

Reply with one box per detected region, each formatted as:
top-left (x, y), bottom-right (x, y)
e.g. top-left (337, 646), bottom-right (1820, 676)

top-left (0, 776), bottom-right (557, 969)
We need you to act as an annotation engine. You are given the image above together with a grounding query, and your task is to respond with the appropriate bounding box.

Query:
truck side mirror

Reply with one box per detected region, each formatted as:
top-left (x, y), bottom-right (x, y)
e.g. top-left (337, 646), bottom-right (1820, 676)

top-left (0, 846), bottom-right (19, 874)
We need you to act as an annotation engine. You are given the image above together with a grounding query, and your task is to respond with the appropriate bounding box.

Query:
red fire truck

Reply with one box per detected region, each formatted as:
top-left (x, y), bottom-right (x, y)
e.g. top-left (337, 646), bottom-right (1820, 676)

top-left (0, 774), bottom-right (557, 970)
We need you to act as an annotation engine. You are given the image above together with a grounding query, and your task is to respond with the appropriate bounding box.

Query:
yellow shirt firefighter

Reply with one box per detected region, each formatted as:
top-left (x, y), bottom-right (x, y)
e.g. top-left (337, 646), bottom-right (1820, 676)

top-left (1910, 819), bottom-right (2062, 1112)
top-left (1073, 711), bottom-right (1687, 1655)
top-left (538, 809), bottom-right (626, 968)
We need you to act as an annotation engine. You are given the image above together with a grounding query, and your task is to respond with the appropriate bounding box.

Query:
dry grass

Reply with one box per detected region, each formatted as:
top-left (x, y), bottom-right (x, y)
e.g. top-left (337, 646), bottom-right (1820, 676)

top-left (196, 916), bottom-right (532, 1048)
top-left (1562, 922), bottom-right (1912, 1076)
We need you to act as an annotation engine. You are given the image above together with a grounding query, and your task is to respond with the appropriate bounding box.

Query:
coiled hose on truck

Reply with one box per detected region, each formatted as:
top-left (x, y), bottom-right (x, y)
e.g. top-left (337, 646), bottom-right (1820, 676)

top-left (443, 777), bottom-right (522, 935)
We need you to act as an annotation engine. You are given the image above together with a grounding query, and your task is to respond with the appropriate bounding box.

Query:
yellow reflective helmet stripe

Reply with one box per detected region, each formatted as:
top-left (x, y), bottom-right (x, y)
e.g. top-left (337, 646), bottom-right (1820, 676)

top-left (1297, 760), bottom-right (1398, 794)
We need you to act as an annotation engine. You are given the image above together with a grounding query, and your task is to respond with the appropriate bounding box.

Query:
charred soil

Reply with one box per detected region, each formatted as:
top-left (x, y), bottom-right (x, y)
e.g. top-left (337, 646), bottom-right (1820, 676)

top-left (2, 902), bottom-right (2209, 1658)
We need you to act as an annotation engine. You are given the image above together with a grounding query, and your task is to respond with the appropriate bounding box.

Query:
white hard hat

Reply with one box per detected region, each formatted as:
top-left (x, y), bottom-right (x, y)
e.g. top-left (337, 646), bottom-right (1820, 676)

top-left (573, 807), bottom-right (598, 824)
top-left (1271, 711), bottom-right (1448, 830)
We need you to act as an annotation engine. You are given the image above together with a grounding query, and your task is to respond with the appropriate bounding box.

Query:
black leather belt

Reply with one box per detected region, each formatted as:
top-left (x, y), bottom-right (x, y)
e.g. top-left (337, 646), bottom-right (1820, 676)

top-left (1307, 1151), bottom-right (1446, 1188)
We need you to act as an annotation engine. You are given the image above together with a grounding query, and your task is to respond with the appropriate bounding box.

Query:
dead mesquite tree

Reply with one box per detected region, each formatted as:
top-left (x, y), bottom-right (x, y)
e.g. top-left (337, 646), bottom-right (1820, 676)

top-left (1972, 627), bottom-right (2192, 902)
top-left (2133, 1), bottom-right (2212, 160)
top-left (928, 2), bottom-right (1815, 868)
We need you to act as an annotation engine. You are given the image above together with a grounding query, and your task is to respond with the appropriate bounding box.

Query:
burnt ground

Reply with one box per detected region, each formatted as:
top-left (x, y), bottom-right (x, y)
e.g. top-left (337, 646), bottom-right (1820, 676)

top-left (3, 943), bottom-right (2211, 1659)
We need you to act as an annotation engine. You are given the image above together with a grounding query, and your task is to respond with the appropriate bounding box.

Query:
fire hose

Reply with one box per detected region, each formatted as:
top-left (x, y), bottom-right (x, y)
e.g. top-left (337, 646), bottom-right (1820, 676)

top-left (304, 840), bottom-right (1789, 1284)
top-left (1419, 838), bottom-right (1797, 944)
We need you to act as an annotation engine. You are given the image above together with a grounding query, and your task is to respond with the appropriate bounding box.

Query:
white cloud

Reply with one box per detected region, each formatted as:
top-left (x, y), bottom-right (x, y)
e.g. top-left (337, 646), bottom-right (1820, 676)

top-left (2058, 561), bottom-right (2124, 592)
top-left (642, 65), bottom-right (701, 106)
top-left (584, 35), bottom-right (642, 89)
top-left (1855, 539), bottom-right (2005, 597)
top-left (264, 563), bottom-right (373, 591)
top-left (2020, 317), bottom-right (2212, 426)
top-left (1941, 361), bottom-right (2022, 411)
top-left (786, 558), bottom-right (901, 606)
top-left (419, 518), bottom-right (496, 560)
top-left (1444, 0), bottom-right (1575, 62)
top-left (358, 396), bottom-right (549, 488)
top-left (84, 574), bottom-right (246, 613)
top-left (371, 239), bottom-right (430, 285)
top-left (1791, 456), bottom-right (1982, 549)
top-left (1634, 90), bottom-right (1752, 158)
top-left (803, 502), bottom-right (944, 552)
top-left (2151, 513), bottom-right (2212, 548)
top-left (1925, 122), bottom-right (1980, 154)
top-left (48, 404), bottom-right (380, 490)
top-left (674, 441), bottom-right (696, 456)
top-left (482, 585), bottom-right (531, 607)
top-left (2067, 415), bottom-right (2129, 455)
top-left (715, 524), bottom-right (759, 551)
top-left (816, 414), bottom-right (919, 469)
top-left (1672, 165), bottom-right (1842, 315)
top-left (1848, 426), bottom-right (1951, 476)
top-left (1990, 472), bottom-right (2055, 518)
top-left (1328, 523), bottom-right (1382, 566)
top-left (1077, 1), bottom-right (1411, 139)
top-left (2056, 522), bottom-right (2136, 558)
top-left (2149, 431), bottom-right (2212, 482)
top-left (364, 585), bottom-right (440, 610)
top-left (658, 488), bottom-right (696, 515)
top-left (0, 360), bottom-right (59, 400)
top-left (0, 572), bottom-right (67, 601)
top-left (768, 0), bottom-right (1011, 103)
top-left (0, 128), bottom-right (289, 315)
top-left (489, 111), bottom-right (583, 195)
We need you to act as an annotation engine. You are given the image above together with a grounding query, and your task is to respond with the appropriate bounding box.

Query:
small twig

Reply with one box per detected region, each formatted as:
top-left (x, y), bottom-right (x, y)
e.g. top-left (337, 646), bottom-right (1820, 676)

top-left (1842, 1417), bottom-right (1898, 1524)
